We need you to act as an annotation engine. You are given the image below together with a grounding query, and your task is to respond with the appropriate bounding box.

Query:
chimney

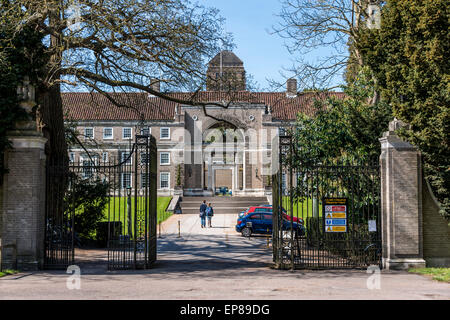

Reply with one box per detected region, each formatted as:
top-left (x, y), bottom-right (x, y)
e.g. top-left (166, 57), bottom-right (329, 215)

top-left (286, 78), bottom-right (297, 97)
top-left (150, 79), bottom-right (160, 92)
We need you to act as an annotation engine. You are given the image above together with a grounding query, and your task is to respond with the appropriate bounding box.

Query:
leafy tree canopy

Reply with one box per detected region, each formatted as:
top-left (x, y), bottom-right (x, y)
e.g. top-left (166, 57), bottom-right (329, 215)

top-left (0, 3), bottom-right (48, 174)
top-left (294, 67), bottom-right (392, 166)
top-left (358, 0), bottom-right (449, 217)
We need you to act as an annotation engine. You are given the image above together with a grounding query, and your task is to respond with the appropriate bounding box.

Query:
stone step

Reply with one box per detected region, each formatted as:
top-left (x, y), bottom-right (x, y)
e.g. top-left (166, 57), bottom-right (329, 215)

top-left (181, 199), bottom-right (268, 203)
top-left (180, 202), bottom-right (267, 207)
top-left (180, 205), bottom-right (255, 210)
top-left (178, 196), bottom-right (269, 214)
top-left (181, 196), bottom-right (268, 203)
top-left (179, 208), bottom-right (252, 215)
top-left (180, 202), bottom-right (268, 209)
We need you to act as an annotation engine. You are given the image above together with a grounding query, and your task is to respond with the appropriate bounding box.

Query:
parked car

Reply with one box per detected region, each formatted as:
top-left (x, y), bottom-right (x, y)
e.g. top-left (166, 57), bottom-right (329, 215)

top-left (238, 208), bottom-right (249, 218)
top-left (243, 205), bottom-right (303, 224)
top-left (235, 211), bottom-right (305, 237)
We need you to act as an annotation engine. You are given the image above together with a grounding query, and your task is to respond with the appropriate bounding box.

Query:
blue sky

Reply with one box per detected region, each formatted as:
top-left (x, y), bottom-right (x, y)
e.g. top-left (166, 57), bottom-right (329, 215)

top-left (204, 0), bottom-right (291, 91)
top-left (204, 0), bottom-right (346, 91)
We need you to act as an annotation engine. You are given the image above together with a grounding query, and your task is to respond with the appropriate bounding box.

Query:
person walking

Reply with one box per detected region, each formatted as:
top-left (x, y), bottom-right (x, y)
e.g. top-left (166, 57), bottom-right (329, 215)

top-left (206, 203), bottom-right (214, 228)
top-left (199, 200), bottom-right (207, 228)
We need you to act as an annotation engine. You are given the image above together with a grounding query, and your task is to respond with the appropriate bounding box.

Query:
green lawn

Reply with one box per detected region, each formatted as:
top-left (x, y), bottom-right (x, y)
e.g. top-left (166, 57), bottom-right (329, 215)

top-left (409, 268), bottom-right (450, 282)
top-left (282, 197), bottom-right (323, 216)
top-left (103, 196), bottom-right (172, 235)
top-left (0, 269), bottom-right (18, 278)
top-left (281, 197), bottom-right (323, 229)
top-left (156, 197), bottom-right (173, 224)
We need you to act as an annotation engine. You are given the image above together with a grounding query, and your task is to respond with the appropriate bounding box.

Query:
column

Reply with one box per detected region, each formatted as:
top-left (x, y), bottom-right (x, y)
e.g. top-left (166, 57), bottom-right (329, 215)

top-left (379, 119), bottom-right (426, 270)
top-left (1, 83), bottom-right (47, 270)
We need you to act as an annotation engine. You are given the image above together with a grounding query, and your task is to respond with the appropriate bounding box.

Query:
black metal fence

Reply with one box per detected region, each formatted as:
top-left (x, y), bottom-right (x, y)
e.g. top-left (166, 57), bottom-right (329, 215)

top-left (44, 134), bottom-right (157, 270)
top-left (272, 135), bottom-right (382, 270)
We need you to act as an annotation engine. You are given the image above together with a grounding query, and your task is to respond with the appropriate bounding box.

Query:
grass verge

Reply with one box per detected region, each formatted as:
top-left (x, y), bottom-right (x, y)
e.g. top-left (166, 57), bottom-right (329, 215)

top-left (103, 196), bottom-right (173, 235)
top-left (408, 268), bottom-right (450, 282)
top-left (0, 269), bottom-right (18, 278)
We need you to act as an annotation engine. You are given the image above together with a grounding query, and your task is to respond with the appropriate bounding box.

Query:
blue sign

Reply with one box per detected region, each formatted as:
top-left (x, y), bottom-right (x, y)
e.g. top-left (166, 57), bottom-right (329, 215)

top-left (325, 219), bottom-right (347, 226)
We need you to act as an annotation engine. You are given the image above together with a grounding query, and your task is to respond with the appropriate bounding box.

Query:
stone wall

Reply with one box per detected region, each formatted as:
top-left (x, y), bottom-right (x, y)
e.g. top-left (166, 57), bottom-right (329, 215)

top-left (422, 178), bottom-right (450, 267)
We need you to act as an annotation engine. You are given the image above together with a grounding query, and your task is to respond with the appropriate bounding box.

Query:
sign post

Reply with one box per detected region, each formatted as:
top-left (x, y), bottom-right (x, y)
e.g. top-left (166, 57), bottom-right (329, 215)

top-left (323, 198), bottom-right (348, 233)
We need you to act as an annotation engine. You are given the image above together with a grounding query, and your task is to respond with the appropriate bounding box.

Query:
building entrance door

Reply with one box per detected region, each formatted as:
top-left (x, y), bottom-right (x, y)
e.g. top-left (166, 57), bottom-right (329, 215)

top-left (212, 166), bottom-right (234, 195)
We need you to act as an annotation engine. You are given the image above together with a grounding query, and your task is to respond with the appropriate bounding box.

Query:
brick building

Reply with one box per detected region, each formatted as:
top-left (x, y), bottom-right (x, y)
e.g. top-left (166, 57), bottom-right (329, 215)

top-left (63, 51), bottom-right (343, 197)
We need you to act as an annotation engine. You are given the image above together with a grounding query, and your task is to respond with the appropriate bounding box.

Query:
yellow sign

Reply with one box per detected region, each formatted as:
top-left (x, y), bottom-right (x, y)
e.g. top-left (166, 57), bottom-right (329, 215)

top-left (323, 198), bottom-right (347, 205)
top-left (325, 212), bottom-right (346, 219)
top-left (328, 226), bottom-right (346, 232)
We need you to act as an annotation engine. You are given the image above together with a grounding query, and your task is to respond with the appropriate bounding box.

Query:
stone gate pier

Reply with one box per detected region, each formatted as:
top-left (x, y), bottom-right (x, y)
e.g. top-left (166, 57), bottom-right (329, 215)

top-left (0, 82), bottom-right (47, 271)
top-left (380, 120), bottom-right (450, 270)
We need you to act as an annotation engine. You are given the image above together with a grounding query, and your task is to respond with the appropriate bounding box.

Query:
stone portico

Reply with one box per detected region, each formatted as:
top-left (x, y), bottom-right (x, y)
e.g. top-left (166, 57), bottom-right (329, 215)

top-left (182, 104), bottom-right (276, 197)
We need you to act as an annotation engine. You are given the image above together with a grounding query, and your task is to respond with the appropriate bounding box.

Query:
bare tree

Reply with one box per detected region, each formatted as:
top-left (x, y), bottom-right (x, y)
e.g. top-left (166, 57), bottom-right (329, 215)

top-left (272, 0), bottom-right (379, 90)
top-left (3, 0), bottom-right (235, 164)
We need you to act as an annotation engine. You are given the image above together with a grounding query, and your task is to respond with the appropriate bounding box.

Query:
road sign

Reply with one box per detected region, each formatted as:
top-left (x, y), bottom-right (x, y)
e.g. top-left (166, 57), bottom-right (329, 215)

top-left (323, 198), bottom-right (348, 233)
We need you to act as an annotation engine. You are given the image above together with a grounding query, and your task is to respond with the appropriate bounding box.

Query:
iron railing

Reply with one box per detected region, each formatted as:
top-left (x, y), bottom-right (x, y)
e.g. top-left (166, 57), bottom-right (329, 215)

top-left (272, 135), bottom-right (382, 270)
top-left (44, 134), bottom-right (157, 270)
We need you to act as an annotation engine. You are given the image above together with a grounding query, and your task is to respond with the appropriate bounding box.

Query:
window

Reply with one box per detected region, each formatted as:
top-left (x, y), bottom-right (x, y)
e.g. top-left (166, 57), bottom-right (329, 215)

top-left (160, 127), bottom-right (170, 139)
top-left (141, 173), bottom-right (149, 188)
top-left (121, 151), bottom-right (132, 165)
top-left (102, 152), bottom-right (108, 163)
top-left (82, 160), bottom-right (93, 178)
top-left (121, 173), bottom-right (132, 189)
top-left (84, 127), bottom-right (94, 139)
top-left (160, 172), bottom-right (170, 189)
top-left (278, 127), bottom-right (286, 136)
top-left (123, 127), bottom-right (132, 139)
top-left (103, 127), bottom-right (113, 139)
top-left (69, 152), bottom-right (75, 163)
top-left (140, 127), bottom-right (151, 136)
top-left (160, 152), bottom-right (170, 165)
top-left (81, 156), bottom-right (97, 178)
top-left (282, 172), bottom-right (287, 191)
top-left (262, 214), bottom-right (272, 220)
top-left (250, 214), bottom-right (261, 220)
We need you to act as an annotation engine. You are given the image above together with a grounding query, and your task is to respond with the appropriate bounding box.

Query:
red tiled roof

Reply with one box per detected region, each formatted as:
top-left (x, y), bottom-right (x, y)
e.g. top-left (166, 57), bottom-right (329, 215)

top-left (62, 91), bottom-right (345, 121)
top-left (62, 92), bottom-right (177, 121)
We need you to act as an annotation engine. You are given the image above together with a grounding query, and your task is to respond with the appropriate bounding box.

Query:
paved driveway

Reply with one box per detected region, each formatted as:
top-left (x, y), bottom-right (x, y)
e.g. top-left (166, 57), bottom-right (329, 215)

top-left (0, 214), bottom-right (449, 300)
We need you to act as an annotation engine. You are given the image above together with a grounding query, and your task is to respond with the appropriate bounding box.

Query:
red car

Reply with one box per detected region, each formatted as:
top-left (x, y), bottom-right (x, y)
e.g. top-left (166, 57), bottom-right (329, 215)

top-left (243, 206), bottom-right (303, 224)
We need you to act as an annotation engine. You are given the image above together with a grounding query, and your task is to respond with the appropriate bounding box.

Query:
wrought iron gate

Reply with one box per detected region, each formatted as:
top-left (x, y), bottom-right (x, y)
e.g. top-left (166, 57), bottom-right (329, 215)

top-left (44, 133), bottom-right (157, 270)
top-left (272, 135), bottom-right (382, 269)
